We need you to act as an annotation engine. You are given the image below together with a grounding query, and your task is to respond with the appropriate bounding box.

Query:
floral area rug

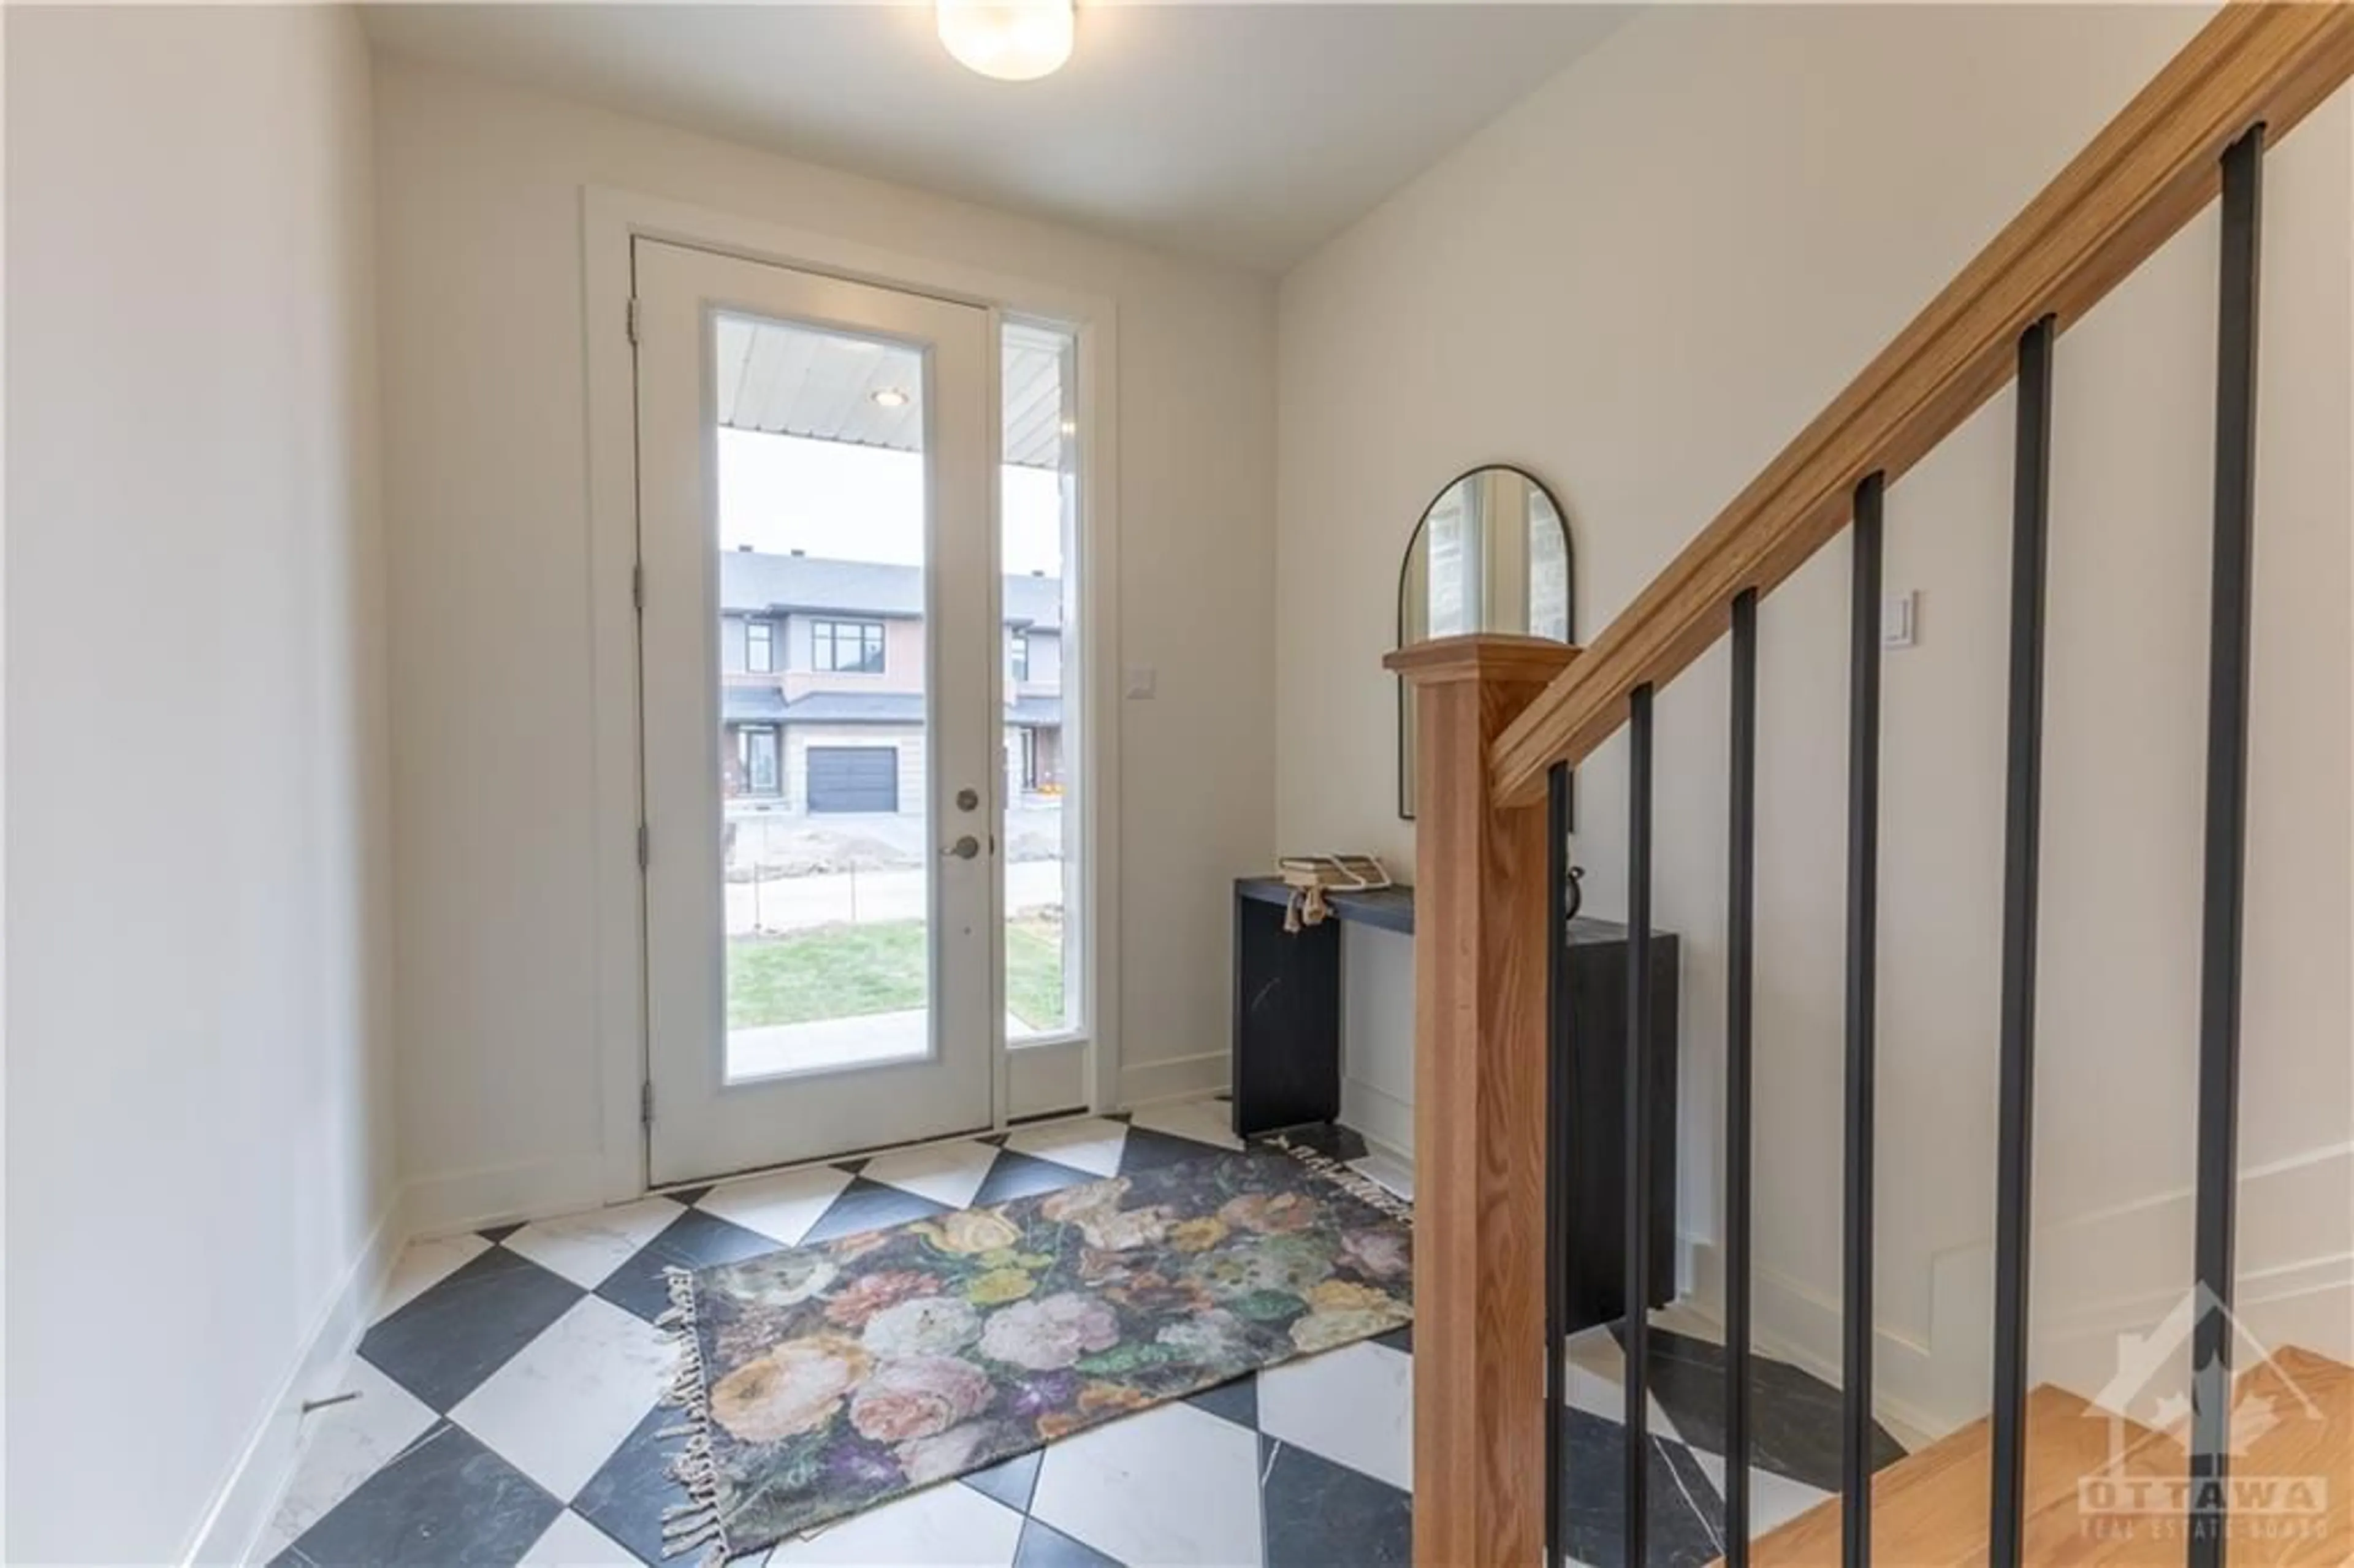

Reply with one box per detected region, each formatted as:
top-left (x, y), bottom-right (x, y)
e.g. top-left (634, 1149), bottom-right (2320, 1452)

top-left (657, 1138), bottom-right (1412, 1561)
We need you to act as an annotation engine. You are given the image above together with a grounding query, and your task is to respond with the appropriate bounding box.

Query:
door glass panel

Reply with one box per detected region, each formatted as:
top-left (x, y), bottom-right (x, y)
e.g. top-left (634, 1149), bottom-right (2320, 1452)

top-left (1002, 322), bottom-right (1078, 1042)
top-left (713, 311), bottom-right (932, 1081)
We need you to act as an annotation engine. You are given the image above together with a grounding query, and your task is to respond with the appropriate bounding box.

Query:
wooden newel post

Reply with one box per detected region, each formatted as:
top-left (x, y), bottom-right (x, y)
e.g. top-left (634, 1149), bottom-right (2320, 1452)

top-left (1385, 633), bottom-right (1579, 1568)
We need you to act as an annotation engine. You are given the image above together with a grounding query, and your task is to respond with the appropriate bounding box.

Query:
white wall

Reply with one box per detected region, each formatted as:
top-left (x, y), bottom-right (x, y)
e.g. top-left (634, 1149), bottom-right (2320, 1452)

top-left (5, 7), bottom-right (395, 1560)
top-left (1278, 4), bottom-right (2350, 1430)
top-left (370, 58), bottom-right (1276, 1224)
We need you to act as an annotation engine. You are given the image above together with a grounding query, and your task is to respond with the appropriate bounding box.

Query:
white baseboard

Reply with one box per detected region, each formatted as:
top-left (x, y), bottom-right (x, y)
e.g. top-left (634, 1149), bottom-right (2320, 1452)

top-left (1679, 1141), bottom-right (2354, 1439)
top-left (401, 1154), bottom-right (610, 1240)
top-left (180, 1197), bottom-right (405, 1566)
top-left (1118, 1049), bottom-right (1227, 1108)
top-left (1679, 1235), bottom-right (1954, 1445)
top-left (1339, 1076), bottom-right (1414, 1160)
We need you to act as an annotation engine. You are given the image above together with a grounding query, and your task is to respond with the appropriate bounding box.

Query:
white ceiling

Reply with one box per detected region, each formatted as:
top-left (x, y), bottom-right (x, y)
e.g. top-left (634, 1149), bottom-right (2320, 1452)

top-left (360, 4), bottom-right (1630, 273)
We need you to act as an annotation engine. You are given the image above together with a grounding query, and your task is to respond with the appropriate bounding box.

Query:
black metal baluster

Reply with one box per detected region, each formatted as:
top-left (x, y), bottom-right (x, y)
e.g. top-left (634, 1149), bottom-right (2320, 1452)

top-left (1843, 474), bottom-right (1886, 1568)
top-left (1725, 590), bottom-right (1759, 1566)
top-left (1626, 683), bottom-right (1657, 1563)
top-left (1547, 760), bottom-right (1573, 1567)
top-left (2189, 122), bottom-right (2264, 1568)
top-left (1988, 317), bottom-right (2057, 1567)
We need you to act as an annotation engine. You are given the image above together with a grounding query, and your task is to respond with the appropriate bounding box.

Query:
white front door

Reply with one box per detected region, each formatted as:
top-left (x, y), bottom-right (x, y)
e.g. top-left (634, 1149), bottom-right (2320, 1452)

top-left (635, 239), bottom-right (999, 1184)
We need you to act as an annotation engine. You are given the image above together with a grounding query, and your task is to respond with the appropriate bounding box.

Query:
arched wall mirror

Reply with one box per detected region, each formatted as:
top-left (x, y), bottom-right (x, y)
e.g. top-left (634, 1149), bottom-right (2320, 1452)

top-left (1396, 464), bottom-right (1575, 820)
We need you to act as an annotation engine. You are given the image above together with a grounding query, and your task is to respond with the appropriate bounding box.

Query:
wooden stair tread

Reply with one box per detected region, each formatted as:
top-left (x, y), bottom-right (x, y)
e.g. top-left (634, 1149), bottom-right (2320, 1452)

top-left (1730, 1386), bottom-right (2153, 1567)
top-left (1715, 1349), bottom-right (2352, 1567)
top-left (2177, 1345), bottom-right (2350, 1566)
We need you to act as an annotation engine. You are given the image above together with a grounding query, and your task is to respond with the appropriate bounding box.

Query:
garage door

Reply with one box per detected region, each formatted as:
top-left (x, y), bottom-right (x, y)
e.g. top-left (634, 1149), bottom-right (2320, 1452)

top-left (806, 746), bottom-right (899, 813)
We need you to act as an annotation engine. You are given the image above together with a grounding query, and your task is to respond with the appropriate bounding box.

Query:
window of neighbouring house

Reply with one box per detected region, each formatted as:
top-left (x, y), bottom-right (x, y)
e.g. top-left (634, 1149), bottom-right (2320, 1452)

top-left (1010, 630), bottom-right (1030, 683)
top-left (746, 618), bottom-right (775, 673)
top-left (812, 618), bottom-right (886, 674)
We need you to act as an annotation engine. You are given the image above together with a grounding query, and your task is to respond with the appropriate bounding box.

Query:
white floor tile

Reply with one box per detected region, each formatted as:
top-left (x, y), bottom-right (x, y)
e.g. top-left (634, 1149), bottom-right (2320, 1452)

top-left (1003, 1116), bottom-right (1129, 1177)
top-left (373, 1233), bottom-right (491, 1322)
top-left (1686, 1448), bottom-right (1837, 1537)
top-left (764, 1479), bottom-right (1024, 1566)
top-left (449, 1295), bottom-right (677, 1502)
top-left (694, 1164), bottom-right (857, 1246)
top-left (256, 1357), bottom-right (438, 1558)
top-left (1029, 1400), bottom-right (1265, 1566)
top-left (503, 1197), bottom-right (687, 1290)
top-left (856, 1138), bottom-right (1003, 1208)
top-left (1257, 1339), bottom-right (1413, 1492)
top-left (1563, 1325), bottom-right (1682, 1442)
top-left (1127, 1099), bottom-right (1243, 1151)
top-left (520, 1509), bottom-right (642, 1566)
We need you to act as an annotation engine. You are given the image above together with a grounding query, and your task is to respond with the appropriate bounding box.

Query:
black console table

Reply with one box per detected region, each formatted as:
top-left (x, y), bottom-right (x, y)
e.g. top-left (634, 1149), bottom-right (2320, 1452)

top-left (1231, 875), bottom-right (1678, 1331)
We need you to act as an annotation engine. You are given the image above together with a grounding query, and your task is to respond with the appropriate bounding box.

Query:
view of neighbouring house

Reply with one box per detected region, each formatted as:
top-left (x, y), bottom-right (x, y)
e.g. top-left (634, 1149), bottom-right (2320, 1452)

top-left (718, 549), bottom-right (1064, 814)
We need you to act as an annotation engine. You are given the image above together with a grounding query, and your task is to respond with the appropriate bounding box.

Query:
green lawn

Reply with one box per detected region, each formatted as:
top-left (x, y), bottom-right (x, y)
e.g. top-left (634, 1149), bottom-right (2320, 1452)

top-left (728, 916), bottom-right (1067, 1033)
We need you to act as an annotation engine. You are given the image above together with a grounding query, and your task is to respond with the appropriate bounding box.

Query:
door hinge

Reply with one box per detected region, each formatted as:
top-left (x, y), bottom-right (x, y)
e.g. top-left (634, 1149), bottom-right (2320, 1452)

top-left (637, 822), bottom-right (650, 869)
top-left (631, 562), bottom-right (644, 611)
top-left (626, 295), bottom-right (641, 344)
top-left (641, 1080), bottom-right (655, 1128)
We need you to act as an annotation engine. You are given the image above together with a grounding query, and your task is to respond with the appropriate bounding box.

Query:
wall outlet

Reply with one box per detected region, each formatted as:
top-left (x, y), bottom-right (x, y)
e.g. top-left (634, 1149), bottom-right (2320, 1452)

top-left (1883, 590), bottom-right (1918, 649)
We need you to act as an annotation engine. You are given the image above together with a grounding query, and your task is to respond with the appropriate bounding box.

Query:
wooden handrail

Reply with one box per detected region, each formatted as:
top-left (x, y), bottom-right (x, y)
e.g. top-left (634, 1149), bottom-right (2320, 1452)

top-left (1490, 0), bottom-right (2354, 808)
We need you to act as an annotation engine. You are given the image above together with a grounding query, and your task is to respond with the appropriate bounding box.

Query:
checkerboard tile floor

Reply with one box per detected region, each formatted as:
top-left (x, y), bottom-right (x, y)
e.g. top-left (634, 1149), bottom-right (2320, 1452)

top-left (265, 1097), bottom-right (1892, 1566)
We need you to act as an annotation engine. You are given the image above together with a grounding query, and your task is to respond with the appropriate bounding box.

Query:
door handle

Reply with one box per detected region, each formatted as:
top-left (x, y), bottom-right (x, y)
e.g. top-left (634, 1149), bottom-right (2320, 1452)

top-left (943, 834), bottom-right (981, 861)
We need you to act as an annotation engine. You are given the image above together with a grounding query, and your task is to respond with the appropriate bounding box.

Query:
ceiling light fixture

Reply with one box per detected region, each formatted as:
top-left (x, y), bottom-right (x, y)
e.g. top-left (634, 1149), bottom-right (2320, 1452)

top-left (870, 387), bottom-right (910, 409)
top-left (938, 0), bottom-right (1074, 82)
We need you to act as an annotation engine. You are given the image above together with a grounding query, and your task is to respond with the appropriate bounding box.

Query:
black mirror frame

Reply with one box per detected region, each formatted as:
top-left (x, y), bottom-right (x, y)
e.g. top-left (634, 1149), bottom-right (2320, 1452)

top-left (1395, 463), bottom-right (1577, 823)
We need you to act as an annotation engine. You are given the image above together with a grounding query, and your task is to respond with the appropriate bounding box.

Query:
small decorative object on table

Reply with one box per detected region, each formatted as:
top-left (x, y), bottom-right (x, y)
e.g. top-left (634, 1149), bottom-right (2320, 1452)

top-left (1277, 853), bottom-right (1392, 932)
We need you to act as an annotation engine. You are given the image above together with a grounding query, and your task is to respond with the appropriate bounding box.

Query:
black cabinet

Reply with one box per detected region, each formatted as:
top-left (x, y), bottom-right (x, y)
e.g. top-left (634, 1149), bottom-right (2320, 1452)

top-left (1230, 877), bottom-right (1678, 1332)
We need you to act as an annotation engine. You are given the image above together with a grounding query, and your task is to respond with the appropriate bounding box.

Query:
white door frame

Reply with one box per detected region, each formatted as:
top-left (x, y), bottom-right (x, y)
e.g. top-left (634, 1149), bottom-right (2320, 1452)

top-left (636, 242), bottom-right (999, 1182)
top-left (582, 186), bottom-right (1122, 1204)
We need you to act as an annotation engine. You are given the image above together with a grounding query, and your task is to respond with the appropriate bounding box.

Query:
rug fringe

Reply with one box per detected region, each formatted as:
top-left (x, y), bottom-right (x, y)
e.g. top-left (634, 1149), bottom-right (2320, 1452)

top-left (1265, 1133), bottom-right (1414, 1225)
top-left (655, 1265), bottom-right (731, 1565)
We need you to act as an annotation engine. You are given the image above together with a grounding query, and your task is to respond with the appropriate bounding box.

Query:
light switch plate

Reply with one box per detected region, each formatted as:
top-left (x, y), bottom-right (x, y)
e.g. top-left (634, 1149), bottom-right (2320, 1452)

top-left (1124, 666), bottom-right (1158, 699)
top-left (1883, 590), bottom-right (1918, 649)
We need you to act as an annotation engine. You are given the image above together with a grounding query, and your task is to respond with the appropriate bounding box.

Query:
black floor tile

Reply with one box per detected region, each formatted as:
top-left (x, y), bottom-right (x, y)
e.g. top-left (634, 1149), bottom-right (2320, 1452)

top-left (796, 1174), bottom-right (953, 1244)
top-left (477, 1222), bottom-right (525, 1244)
top-left (1014, 1516), bottom-right (1122, 1567)
top-left (1260, 1436), bottom-right (1412, 1567)
top-left (1613, 1320), bottom-right (1906, 1490)
top-left (972, 1148), bottom-right (1099, 1207)
top-left (571, 1403), bottom-right (690, 1566)
top-left (1185, 1372), bottom-right (1258, 1430)
top-left (1560, 1406), bottom-right (1726, 1568)
top-left (595, 1209), bottom-right (780, 1323)
top-left (1115, 1124), bottom-right (1225, 1176)
top-left (278, 1421), bottom-right (560, 1568)
top-left (358, 1249), bottom-right (584, 1412)
top-left (961, 1447), bottom-right (1042, 1515)
top-left (1375, 1322), bottom-right (1413, 1357)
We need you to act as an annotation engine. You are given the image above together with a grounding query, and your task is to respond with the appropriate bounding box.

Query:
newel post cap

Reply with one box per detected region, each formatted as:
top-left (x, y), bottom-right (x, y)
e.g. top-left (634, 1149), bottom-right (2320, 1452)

top-left (1384, 633), bottom-right (1580, 688)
